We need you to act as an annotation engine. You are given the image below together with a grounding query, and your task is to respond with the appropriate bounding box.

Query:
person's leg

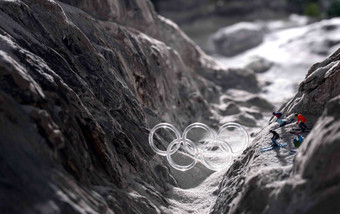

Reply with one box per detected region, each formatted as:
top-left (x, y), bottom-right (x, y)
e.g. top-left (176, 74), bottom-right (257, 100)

top-left (301, 122), bottom-right (308, 130)
top-left (272, 137), bottom-right (278, 147)
top-left (299, 123), bottom-right (305, 131)
top-left (279, 121), bottom-right (287, 127)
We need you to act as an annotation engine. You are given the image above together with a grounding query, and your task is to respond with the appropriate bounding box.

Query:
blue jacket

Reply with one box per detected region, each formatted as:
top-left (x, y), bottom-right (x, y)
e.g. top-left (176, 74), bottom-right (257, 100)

top-left (298, 134), bottom-right (303, 143)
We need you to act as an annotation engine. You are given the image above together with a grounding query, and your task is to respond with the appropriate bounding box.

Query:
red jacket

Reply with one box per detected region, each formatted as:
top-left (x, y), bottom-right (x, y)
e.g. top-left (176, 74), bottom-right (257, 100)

top-left (296, 114), bottom-right (306, 124)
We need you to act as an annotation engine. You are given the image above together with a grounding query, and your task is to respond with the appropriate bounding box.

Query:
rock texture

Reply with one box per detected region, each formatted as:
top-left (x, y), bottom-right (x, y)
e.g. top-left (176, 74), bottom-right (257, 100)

top-left (211, 49), bottom-right (340, 213)
top-left (0, 0), bottom-right (259, 213)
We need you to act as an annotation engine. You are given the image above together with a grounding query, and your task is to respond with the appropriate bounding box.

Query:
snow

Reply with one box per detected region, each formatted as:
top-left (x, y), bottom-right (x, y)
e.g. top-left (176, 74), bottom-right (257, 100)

top-left (213, 22), bottom-right (262, 37)
top-left (162, 169), bottom-right (228, 214)
top-left (214, 18), bottom-right (340, 108)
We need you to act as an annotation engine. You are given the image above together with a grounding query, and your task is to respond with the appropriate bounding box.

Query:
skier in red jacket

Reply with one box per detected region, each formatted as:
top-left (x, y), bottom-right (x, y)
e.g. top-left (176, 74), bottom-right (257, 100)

top-left (295, 113), bottom-right (308, 132)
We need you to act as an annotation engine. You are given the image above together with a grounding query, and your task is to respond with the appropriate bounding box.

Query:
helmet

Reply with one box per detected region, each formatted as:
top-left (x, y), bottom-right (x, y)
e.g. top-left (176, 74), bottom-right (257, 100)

top-left (295, 113), bottom-right (298, 117)
top-left (295, 132), bottom-right (299, 135)
top-left (272, 112), bottom-right (276, 115)
top-left (269, 130), bottom-right (273, 133)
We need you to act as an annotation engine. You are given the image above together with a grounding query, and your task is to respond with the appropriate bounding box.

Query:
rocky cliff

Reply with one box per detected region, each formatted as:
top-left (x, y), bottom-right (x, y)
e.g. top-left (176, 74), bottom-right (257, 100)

top-left (211, 49), bottom-right (340, 213)
top-left (0, 0), bottom-right (263, 213)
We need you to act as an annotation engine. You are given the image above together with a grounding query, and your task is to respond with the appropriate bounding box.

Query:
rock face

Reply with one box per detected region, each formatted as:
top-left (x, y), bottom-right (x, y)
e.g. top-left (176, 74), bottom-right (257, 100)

top-left (211, 49), bottom-right (340, 213)
top-left (0, 0), bottom-right (259, 213)
top-left (210, 22), bottom-right (264, 57)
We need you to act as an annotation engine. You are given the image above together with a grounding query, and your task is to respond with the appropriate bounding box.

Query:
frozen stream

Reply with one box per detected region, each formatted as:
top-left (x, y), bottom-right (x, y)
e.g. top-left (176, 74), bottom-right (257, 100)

top-left (164, 17), bottom-right (340, 214)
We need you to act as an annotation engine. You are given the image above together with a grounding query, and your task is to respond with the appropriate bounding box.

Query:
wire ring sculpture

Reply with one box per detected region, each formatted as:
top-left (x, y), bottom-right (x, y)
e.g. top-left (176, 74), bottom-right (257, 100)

top-left (149, 122), bottom-right (249, 171)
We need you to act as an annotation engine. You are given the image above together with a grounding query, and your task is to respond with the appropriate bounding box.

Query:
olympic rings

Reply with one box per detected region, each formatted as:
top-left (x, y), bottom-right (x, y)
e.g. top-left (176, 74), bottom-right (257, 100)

top-left (149, 122), bottom-right (249, 171)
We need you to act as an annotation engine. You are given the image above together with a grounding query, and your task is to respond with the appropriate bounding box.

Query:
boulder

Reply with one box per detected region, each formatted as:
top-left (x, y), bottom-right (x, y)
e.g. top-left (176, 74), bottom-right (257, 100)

top-left (211, 22), bottom-right (264, 57)
top-left (237, 114), bottom-right (257, 127)
top-left (245, 56), bottom-right (274, 73)
top-left (244, 96), bottom-right (275, 111)
top-left (218, 101), bottom-right (241, 116)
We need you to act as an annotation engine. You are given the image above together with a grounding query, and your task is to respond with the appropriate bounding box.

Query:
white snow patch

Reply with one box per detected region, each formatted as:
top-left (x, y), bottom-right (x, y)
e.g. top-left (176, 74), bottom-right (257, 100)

top-left (163, 169), bottom-right (229, 214)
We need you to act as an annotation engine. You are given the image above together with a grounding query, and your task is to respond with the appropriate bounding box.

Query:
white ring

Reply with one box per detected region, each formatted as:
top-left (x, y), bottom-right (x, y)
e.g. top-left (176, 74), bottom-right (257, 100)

top-left (182, 122), bottom-right (215, 153)
top-left (182, 122), bottom-right (215, 140)
top-left (200, 139), bottom-right (232, 170)
top-left (217, 122), bottom-right (249, 154)
top-left (149, 123), bottom-right (181, 156)
top-left (166, 139), bottom-right (198, 171)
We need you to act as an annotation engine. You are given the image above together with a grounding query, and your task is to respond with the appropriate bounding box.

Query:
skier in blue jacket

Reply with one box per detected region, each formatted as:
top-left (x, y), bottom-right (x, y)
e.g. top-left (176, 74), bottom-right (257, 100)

top-left (273, 112), bottom-right (290, 127)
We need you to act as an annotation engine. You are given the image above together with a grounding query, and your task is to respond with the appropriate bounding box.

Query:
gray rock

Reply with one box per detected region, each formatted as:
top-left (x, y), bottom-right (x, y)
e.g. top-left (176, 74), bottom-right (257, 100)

top-left (244, 96), bottom-right (275, 111)
top-left (245, 56), bottom-right (274, 73)
top-left (218, 102), bottom-right (241, 116)
top-left (246, 109), bottom-right (263, 120)
top-left (237, 114), bottom-right (257, 127)
top-left (211, 22), bottom-right (264, 57)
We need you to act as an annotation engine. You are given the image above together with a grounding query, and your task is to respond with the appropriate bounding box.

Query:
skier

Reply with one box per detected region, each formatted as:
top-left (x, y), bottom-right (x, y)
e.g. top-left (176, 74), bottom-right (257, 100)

top-left (272, 112), bottom-right (282, 119)
top-left (295, 113), bottom-right (308, 132)
top-left (290, 132), bottom-right (304, 154)
top-left (293, 132), bottom-right (304, 148)
top-left (260, 130), bottom-right (286, 152)
top-left (273, 112), bottom-right (290, 127)
top-left (269, 130), bottom-right (280, 147)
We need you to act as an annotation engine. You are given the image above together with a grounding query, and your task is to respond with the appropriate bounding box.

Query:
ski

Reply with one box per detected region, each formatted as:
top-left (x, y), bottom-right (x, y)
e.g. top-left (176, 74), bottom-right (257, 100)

top-left (290, 131), bottom-right (299, 134)
top-left (292, 128), bottom-right (311, 132)
top-left (260, 146), bottom-right (276, 152)
top-left (260, 143), bottom-right (287, 152)
top-left (290, 129), bottom-right (310, 133)
top-left (289, 149), bottom-right (297, 154)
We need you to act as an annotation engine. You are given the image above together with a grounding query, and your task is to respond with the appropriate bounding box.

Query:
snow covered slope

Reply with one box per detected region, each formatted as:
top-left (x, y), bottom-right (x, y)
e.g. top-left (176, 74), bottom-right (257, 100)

top-left (212, 49), bottom-right (340, 214)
